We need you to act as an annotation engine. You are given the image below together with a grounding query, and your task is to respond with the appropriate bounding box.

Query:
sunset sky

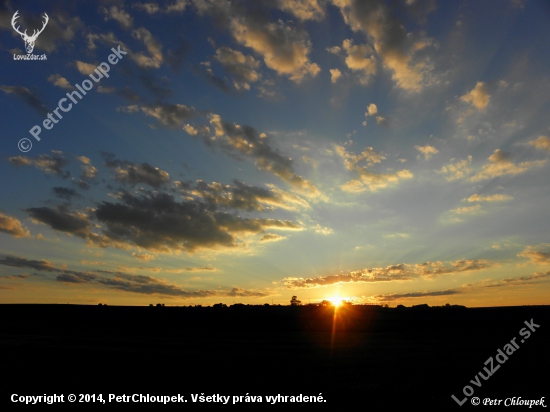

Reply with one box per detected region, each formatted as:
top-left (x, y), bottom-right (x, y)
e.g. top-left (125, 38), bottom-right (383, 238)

top-left (1, 0), bottom-right (549, 307)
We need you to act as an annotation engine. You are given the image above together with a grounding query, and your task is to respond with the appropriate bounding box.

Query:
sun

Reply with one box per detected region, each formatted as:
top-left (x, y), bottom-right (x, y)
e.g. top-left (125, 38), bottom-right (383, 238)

top-left (327, 296), bottom-right (343, 307)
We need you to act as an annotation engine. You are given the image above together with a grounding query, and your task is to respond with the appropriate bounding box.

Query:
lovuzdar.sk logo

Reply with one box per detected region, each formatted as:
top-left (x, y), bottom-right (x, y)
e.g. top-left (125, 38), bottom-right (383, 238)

top-left (11, 10), bottom-right (49, 61)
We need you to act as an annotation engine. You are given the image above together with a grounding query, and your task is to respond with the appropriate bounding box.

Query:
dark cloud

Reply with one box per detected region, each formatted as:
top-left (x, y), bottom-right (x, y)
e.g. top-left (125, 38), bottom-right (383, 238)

top-left (33, 12), bottom-right (83, 53)
top-left (139, 71), bottom-right (174, 99)
top-left (25, 204), bottom-right (90, 236)
top-left (165, 37), bottom-right (191, 72)
top-left (206, 114), bottom-right (322, 197)
top-left (1, 274), bottom-right (29, 279)
top-left (374, 289), bottom-right (461, 302)
top-left (7, 152), bottom-right (70, 178)
top-left (93, 191), bottom-right (300, 252)
top-left (102, 153), bottom-right (171, 188)
top-left (404, 0), bottom-right (437, 24)
top-left (52, 187), bottom-right (80, 200)
top-left (57, 272), bottom-right (97, 283)
top-left (0, 85), bottom-right (50, 117)
top-left (0, 253), bottom-right (268, 298)
top-left (56, 269), bottom-right (268, 298)
top-left (500, 271), bottom-right (550, 285)
top-left (0, 255), bottom-right (58, 272)
top-left (195, 63), bottom-right (232, 93)
top-left (117, 86), bottom-right (142, 102)
top-left (213, 46), bottom-right (261, 91)
top-left (186, 179), bottom-right (308, 212)
top-left (122, 103), bottom-right (320, 195)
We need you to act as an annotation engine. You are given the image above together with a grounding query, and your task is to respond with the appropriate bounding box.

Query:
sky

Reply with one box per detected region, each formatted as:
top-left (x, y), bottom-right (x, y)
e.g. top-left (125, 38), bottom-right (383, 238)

top-left (0, 0), bottom-right (549, 307)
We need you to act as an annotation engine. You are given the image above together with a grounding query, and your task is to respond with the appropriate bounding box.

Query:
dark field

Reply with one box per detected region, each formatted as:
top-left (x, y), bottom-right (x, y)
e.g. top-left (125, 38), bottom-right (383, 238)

top-left (1, 304), bottom-right (549, 408)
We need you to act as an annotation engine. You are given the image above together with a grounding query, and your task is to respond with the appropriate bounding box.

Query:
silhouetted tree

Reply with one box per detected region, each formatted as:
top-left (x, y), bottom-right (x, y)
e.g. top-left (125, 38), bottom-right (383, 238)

top-left (290, 296), bottom-right (301, 306)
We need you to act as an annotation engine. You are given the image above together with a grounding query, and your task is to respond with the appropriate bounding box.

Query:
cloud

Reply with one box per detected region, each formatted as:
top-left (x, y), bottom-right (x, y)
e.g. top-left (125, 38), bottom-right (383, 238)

top-left (518, 244), bottom-right (550, 265)
top-left (165, 266), bottom-right (217, 273)
top-left (0, 255), bottom-right (58, 272)
top-left (364, 103), bottom-right (387, 126)
top-left (74, 155), bottom-right (98, 188)
top-left (365, 103), bottom-right (378, 116)
top-left (184, 179), bottom-right (310, 212)
top-left (439, 156), bottom-right (472, 181)
top-left (165, 37), bottom-right (191, 72)
top-left (372, 289), bottom-right (461, 302)
top-left (25, 204), bottom-right (91, 237)
top-left (465, 194), bottom-right (513, 203)
top-left (115, 107), bottom-right (320, 200)
top-left (342, 39), bottom-right (377, 85)
top-left (75, 61), bottom-right (97, 75)
top-left (131, 102), bottom-right (197, 128)
top-left (139, 72), bottom-right (174, 99)
top-left (415, 144), bottom-right (438, 160)
top-left (283, 259), bottom-right (494, 288)
top-left (86, 29), bottom-right (163, 69)
top-left (384, 233), bottom-right (409, 239)
top-left (260, 233), bottom-right (287, 242)
top-left (461, 81), bottom-right (490, 110)
top-left (333, 0), bottom-right (434, 92)
top-left (527, 136), bottom-right (550, 152)
top-left (52, 187), bottom-right (80, 200)
top-left (116, 87), bottom-right (141, 102)
top-left (214, 47), bottom-right (261, 90)
top-left (277, 0), bottom-right (325, 21)
top-left (330, 68), bottom-right (342, 83)
top-left (93, 191), bottom-right (302, 253)
top-left (133, 1), bottom-right (188, 14)
top-left (0, 85), bottom-right (49, 117)
top-left (194, 0), bottom-right (320, 82)
top-left (103, 153), bottom-right (170, 188)
top-left (205, 114), bottom-right (323, 197)
top-left (336, 145), bottom-right (412, 192)
top-left (102, 6), bottom-right (134, 29)
top-left (130, 27), bottom-right (164, 68)
top-left (0, 255), bottom-right (266, 298)
top-left (470, 149), bottom-right (546, 182)
top-left (500, 271), bottom-right (550, 285)
top-left (449, 204), bottom-right (483, 216)
top-left (0, 212), bottom-right (30, 238)
top-left (132, 252), bottom-right (155, 261)
top-left (31, 13), bottom-right (82, 53)
top-left (7, 152), bottom-right (70, 178)
top-left (312, 224), bottom-right (333, 235)
top-left (56, 271), bottom-right (269, 299)
top-left (47, 74), bottom-right (74, 90)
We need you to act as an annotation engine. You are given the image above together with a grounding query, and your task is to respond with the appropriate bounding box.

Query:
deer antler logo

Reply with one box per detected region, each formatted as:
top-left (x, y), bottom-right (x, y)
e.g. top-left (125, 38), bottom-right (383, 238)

top-left (11, 10), bottom-right (49, 54)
